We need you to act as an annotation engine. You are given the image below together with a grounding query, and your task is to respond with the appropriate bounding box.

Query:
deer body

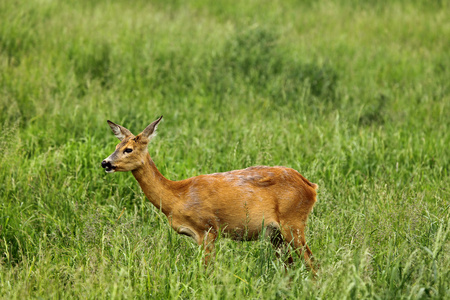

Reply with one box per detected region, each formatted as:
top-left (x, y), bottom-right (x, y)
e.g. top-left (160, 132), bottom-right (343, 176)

top-left (102, 116), bottom-right (318, 272)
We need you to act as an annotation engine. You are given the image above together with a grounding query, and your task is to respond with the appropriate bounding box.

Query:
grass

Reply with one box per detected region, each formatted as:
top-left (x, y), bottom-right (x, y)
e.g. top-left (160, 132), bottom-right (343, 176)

top-left (0, 0), bottom-right (449, 298)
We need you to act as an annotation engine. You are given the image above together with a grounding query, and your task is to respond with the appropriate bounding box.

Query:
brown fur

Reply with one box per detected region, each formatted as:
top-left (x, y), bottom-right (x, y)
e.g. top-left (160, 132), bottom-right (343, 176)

top-left (102, 117), bottom-right (318, 273)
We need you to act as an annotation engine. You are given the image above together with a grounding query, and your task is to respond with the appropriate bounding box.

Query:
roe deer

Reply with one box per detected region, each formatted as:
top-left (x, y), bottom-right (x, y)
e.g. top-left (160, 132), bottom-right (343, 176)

top-left (101, 116), bottom-right (318, 272)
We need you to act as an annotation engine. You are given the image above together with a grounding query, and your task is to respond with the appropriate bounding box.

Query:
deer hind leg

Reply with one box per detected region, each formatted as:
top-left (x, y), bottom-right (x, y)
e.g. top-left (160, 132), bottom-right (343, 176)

top-left (280, 224), bottom-right (316, 274)
top-left (199, 230), bottom-right (216, 266)
top-left (269, 228), bottom-right (294, 265)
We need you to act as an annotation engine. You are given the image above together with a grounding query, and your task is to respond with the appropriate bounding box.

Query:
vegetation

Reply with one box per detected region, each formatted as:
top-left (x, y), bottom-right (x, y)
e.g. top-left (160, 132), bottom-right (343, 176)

top-left (0, 0), bottom-right (449, 298)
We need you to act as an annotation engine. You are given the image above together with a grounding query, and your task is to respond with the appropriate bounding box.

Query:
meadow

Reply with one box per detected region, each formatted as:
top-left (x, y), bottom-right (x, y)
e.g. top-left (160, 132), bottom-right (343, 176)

top-left (0, 0), bottom-right (449, 298)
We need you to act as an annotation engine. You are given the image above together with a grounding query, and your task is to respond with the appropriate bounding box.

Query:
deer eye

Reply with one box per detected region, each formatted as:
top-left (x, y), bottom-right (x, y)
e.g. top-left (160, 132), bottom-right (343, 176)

top-left (124, 148), bottom-right (133, 153)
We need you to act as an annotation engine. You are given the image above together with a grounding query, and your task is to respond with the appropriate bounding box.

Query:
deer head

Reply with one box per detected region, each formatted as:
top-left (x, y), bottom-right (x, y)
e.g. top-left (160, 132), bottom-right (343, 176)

top-left (101, 116), bottom-right (163, 173)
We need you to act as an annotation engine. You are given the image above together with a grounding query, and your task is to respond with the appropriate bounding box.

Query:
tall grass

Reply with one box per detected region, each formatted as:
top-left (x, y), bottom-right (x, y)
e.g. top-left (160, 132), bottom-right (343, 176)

top-left (1, 0), bottom-right (449, 298)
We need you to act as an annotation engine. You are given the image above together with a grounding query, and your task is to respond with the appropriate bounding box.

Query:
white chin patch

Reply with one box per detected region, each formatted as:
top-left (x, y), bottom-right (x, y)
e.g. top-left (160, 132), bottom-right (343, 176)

top-left (105, 168), bottom-right (116, 173)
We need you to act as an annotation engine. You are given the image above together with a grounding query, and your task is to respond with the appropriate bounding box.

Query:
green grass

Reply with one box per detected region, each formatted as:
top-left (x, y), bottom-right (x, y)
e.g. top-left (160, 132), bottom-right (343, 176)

top-left (1, 0), bottom-right (449, 298)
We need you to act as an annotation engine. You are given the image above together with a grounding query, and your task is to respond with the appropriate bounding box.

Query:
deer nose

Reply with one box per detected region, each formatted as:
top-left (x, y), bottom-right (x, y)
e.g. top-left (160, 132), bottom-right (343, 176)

top-left (101, 160), bottom-right (110, 169)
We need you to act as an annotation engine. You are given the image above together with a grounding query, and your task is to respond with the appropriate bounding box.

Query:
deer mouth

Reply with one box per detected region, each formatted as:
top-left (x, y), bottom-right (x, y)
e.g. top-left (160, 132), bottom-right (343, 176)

top-left (105, 166), bottom-right (117, 173)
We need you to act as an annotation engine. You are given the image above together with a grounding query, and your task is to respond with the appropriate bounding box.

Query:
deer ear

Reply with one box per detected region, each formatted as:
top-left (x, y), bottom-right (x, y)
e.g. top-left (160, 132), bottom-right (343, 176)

top-left (141, 116), bottom-right (163, 141)
top-left (107, 120), bottom-right (133, 141)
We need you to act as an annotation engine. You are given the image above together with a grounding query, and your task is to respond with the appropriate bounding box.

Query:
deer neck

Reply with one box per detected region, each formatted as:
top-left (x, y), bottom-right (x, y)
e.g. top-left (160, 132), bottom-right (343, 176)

top-left (131, 153), bottom-right (177, 216)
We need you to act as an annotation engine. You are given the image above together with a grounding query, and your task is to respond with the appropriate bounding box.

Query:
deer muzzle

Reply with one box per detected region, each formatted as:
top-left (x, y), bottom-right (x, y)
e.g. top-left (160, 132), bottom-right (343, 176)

top-left (101, 160), bottom-right (117, 173)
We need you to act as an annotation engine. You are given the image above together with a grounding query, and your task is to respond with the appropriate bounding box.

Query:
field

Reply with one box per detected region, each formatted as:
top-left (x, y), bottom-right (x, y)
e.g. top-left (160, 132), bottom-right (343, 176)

top-left (0, 0), bottom-right (449, 298)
